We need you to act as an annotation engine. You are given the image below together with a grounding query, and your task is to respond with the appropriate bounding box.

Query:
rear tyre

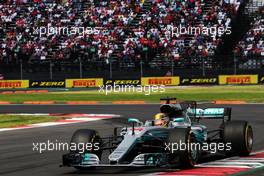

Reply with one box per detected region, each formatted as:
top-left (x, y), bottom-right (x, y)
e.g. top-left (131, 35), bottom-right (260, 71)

top-left (70, 129), bottom-right (102, 170)
top-left (223, 121), bottom-right (253, 156)
top-left (168, 128), bottom-right (198, 168)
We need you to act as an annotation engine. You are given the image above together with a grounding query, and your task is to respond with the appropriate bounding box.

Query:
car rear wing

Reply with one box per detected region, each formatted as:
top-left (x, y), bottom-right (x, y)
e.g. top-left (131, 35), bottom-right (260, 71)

top-left (160, 98), bottom-right (197, 109)
top-left (160, 97), bottom-right (177, 104)
top-left (159, 97), bottom-right (231, 121)
top-left (188, 107), bottom-right (232, 121)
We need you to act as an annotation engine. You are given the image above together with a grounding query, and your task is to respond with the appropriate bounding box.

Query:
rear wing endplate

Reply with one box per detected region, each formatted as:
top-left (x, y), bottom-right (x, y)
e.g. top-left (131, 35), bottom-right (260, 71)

top-left (188, 107), bottom-right (232, 121)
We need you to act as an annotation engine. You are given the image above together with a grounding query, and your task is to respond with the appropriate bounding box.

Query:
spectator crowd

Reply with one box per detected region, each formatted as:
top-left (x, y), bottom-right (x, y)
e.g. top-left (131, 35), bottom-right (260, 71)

top-left (0, 0), bottom-right (240, 67)
top-left (235, 8), bottom-right (264, 58)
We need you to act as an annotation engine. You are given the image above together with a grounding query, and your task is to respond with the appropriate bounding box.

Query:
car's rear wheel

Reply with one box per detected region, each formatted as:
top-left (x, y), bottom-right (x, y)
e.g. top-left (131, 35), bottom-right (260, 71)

top-left (70, 129), bottom-right (102, 170)
top-left (223, 121), bottom-right (253, 156)
top-left (168, 128), bottom-right (198, 168)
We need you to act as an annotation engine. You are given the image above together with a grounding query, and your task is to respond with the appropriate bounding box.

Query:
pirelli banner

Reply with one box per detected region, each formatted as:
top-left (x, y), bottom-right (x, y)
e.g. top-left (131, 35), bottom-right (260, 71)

top-left (180, 77), bottom-right (218, 85)
top-left (219, 75), bottom-right (258, 85)
top-left (30, 80), bottom-right (65, 88)
top-left (0, 80), bottom-right (29, 89)
top-left (141, 77), bottom-right (180, 86)
top-left (104, 79), bottom-right (140, 85)
top-left (259, 75), bottom-right (264, 84)
top-left (65, 78), bottom-right (103, 88)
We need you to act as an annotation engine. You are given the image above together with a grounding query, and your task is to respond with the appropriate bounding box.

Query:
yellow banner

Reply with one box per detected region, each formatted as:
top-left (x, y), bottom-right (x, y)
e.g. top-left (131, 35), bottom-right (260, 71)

top-left (0, 80), bottom-right (29, 89)
top-left (141, 77), bottom-right (180, 86)
top-left (219, 75), bottom-right (258, 85)
top-left (66, 78), bottom-right (103, 88)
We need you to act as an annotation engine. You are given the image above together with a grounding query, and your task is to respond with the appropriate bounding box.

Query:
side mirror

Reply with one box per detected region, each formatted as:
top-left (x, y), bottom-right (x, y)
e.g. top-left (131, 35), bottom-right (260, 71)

top-left (128, 118), bottom-right (141, 124)
top-left (173, 118), bottom-right (184, 122)
top-left (128, 118), bottom-right (143, 135)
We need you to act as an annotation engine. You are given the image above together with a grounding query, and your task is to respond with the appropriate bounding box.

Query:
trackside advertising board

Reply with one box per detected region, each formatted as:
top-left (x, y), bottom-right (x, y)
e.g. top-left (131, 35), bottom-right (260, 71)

top-left (219, 75), bottom-right (258, 85)
top-left (0, 80), bottom-right (29, 89)
top-left (259, 76), bottom-right (264, 84)
top-left (180, 77), bottom-right (218, 85)
top-left (65, 78), bottom-right (103, 88)
top-left (104, 79), bottom-right (140, 85)
top-left (30, 81), bottom-right (65, 88)
top-left (141, 77), bottom-right (180, 86)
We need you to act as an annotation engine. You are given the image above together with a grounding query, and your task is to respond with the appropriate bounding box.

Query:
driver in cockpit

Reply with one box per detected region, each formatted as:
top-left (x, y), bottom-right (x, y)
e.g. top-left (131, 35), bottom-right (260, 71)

top-left (153, 113), bottom-right (170, 127)
top-left (154, 106), bottom-right (191, 127)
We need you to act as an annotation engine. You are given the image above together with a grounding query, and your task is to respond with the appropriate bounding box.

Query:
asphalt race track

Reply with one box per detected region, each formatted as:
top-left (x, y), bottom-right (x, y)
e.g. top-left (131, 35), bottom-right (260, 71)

top-left (0, 104), bottom-right (264, 176)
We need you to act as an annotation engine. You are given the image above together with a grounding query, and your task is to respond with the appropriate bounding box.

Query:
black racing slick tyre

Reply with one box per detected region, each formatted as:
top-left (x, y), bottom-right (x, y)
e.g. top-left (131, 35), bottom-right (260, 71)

top-left (167, 128), bottom-right (198, 168)
top-left (223, 121), bottom-right (253, 156)
top-left (70, 129), bottom-right (102, 155)
top-left (70, 129), bottom-right (102, 170)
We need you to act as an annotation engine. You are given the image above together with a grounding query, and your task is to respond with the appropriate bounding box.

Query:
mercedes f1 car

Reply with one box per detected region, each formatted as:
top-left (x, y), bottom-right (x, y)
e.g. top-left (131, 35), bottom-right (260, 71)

top-left (62, 98), bottom-right (253, 169)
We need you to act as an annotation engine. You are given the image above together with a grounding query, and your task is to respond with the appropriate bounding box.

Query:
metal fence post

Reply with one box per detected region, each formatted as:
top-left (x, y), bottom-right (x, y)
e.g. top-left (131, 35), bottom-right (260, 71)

top-left (110, 58), bottom-right (112, 79)
top-left (234, 54), bottom-right (237, 75)
top-left (50, 61), bottom-right (53, 80)
top-left (140, 60), bottom-right (143, 77)
top-left (202, 56), bottom-right (205, 76)
top-left (20, 59), bottom-right (23, 80)
top-left (79, 57), bottom-right (83, 78)
top-left (171, 59), bottom-right (174, 76)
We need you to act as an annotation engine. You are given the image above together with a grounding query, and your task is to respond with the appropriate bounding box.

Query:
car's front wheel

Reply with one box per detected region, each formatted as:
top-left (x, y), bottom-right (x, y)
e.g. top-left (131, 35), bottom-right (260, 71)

top-left (70, 129), bottom-right (102, 170)
top-left (167, 128), bottom-right (199, 168)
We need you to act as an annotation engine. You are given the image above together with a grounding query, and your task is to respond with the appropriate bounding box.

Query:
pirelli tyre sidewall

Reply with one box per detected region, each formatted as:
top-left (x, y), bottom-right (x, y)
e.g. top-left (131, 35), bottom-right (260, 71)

top-left (70, 129), bottom-right (102, 170)
top-left (223, 121), bottom-right (253, 156)
top-left (70, 129), bottom-right (102, 157)
top-left (168, 128), bottom-right (198, 168)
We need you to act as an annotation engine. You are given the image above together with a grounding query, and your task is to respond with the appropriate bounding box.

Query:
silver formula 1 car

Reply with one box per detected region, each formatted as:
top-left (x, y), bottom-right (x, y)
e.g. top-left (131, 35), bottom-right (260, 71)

top-left (62, 98), bottom-right (253, 169)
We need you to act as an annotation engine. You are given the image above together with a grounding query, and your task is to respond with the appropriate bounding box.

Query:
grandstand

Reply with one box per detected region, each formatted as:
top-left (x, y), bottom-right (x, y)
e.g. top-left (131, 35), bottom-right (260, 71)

top-left (0, 0), bottom-right (264, 79)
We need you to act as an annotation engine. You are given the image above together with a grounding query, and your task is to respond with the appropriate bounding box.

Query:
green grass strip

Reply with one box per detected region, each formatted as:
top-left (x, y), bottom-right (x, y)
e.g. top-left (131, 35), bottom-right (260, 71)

top-left (0, 115), bottom-right (64, 128)
top-left (0, 85), bottom-right (264, 103)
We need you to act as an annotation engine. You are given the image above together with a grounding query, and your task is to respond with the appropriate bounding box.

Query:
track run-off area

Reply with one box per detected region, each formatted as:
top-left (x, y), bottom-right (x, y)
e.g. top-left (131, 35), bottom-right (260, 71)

top-left (0, 104), bottom-right (264, 176)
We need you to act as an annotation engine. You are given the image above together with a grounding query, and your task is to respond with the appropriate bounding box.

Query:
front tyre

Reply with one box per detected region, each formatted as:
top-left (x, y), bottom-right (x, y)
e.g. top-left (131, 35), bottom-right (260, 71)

top-left (70, 129), bottom-right (102, 170)
top-left (167, 128), bottom-right (198, 168)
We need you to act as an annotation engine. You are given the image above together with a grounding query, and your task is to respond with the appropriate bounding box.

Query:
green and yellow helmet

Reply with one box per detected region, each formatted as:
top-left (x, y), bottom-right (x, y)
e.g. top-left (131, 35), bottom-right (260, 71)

top-left (154, 113), bottom-right (169, 126)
